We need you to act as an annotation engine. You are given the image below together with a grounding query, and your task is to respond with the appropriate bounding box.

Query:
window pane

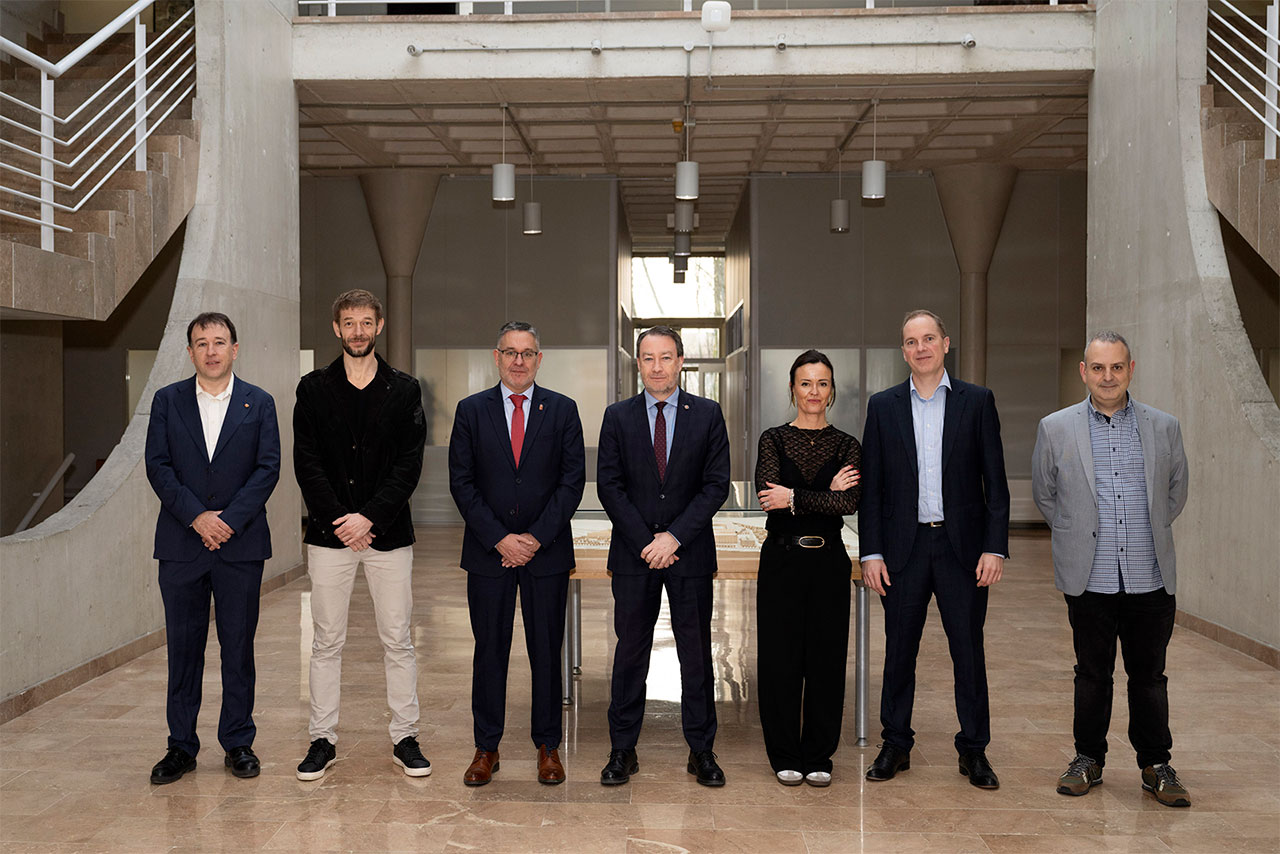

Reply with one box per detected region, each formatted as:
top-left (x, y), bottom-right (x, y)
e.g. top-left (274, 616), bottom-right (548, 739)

top-left (680, 328), bottom-right (720, 359)
top-left (631, 256), bottom-right (725, 318)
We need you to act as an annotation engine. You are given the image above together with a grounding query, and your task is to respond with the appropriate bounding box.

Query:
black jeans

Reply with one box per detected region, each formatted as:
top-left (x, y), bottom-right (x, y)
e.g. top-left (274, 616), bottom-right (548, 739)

top-left (1065, 589), bottom-right (1176, 768)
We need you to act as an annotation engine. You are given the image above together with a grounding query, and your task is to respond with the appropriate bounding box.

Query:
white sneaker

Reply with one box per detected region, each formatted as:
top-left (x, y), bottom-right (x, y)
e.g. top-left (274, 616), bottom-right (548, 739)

top-left (776, 769), bottom-right (803, 786)
top-left (805, 771), bottom-right (832, 787)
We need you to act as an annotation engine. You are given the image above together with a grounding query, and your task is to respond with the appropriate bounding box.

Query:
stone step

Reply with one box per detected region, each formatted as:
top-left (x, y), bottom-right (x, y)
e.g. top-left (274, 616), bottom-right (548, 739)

top-left (0, 229), bottom-right (94, 260)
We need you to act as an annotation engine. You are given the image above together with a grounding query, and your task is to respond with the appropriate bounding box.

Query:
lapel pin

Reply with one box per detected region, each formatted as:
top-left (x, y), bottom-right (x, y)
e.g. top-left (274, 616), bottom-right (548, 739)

top-left (244, 403), bottom-right (250, 408)
top-left (539, 403), bottom-right (544, 411)
top-left (683, 404), bottom-right (689, 410)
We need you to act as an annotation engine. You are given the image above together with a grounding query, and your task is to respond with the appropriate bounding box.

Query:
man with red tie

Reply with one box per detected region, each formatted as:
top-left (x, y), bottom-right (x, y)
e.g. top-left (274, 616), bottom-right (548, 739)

top-left (448, 321), bottom-right (586, 786)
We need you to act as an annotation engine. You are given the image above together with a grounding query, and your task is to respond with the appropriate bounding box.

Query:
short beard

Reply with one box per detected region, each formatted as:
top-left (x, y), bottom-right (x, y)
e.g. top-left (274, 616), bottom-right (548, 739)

top-left (342, 337), bottom-right (375, 358)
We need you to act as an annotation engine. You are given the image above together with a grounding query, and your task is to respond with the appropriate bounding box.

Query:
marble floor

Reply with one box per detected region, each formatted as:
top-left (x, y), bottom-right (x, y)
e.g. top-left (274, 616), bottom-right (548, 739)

top-left (2, 528), bottom-right (1278, 853)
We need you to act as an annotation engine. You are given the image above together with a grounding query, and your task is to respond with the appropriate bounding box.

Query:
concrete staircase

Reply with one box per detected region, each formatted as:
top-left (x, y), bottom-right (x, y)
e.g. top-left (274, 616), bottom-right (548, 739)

top-left (0, 24), bottom-right (198, 320)
top-left (1200, 83), bottom-right (1280, 273)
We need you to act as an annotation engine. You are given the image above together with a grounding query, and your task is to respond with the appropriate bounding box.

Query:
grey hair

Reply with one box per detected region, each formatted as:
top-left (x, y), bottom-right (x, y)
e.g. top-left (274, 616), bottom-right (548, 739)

top-left (496, 320), bottom-right (541, 350)
top-left (901, 309), bottom-right (947, 339)
top-left (1084, 330), bottom-right (1131, 361)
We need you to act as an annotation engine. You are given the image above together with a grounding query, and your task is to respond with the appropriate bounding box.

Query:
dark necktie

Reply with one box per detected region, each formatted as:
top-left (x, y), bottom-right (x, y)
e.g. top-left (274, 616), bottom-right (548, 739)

top-left (654, 400), bottom-right (667, 481)
top-left (510, 393), bottom-right (526, 466)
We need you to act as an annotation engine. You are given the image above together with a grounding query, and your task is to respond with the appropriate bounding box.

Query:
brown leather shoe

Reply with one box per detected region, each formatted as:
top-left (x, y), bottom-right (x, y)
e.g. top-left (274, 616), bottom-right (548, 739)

top-left (463, 748), bottom-right (499, 786)
top-left (537, 744), bottom-right (565, 785)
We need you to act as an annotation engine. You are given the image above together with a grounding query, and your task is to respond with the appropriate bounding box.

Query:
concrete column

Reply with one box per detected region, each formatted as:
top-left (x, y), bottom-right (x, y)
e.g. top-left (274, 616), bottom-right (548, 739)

top-left (933, 164), bottom-right (1017, 385)
top-left (358, 171), bottom-right (440, 372)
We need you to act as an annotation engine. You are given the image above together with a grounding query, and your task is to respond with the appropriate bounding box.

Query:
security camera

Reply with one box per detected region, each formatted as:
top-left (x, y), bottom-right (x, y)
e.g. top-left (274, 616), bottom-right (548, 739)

top-left (960, 34), bottom-right (976, 49)
top-left (774, 35), bottom-right (786, 51)
top-left (407, 44), bottom-right (422, 56)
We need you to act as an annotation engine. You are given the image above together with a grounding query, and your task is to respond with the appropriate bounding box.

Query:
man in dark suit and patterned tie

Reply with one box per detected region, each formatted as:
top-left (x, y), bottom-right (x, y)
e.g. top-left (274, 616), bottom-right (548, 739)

top-left (144, 312), bottom-right (281, 784)
top-left (449, 321), bottom-right (586, 786)
top-left (596, 325), bottom-right (731, 787)
top-left (860, 309), bottom-right (1010, 790)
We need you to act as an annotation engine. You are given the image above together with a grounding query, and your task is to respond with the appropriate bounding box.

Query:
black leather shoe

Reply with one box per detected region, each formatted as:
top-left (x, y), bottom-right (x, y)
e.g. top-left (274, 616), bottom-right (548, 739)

top-left (866, 744), bottom-right (910, 782)
top-left (958, 751), bottom-right (1000, 789)
top-left (225, 745), bottom-right (260, 779)
top-left (687, 749), bottom-right (725, 787)
top-left (150, 747), bottom-right (197, 785)
top-left (600, 748), bottom-right (639, 785)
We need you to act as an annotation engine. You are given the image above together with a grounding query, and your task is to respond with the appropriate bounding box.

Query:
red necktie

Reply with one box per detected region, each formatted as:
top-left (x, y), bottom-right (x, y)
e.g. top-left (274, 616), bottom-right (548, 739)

top-left (654, 400), bottom-right (667, 481)
top-left (510, 393), bottom-right (526, 466)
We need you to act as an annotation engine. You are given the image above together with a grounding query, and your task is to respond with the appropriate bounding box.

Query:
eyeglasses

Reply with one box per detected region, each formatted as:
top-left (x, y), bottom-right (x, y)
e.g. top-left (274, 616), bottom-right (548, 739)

top-left (497, 348), bottom-right (540, 362)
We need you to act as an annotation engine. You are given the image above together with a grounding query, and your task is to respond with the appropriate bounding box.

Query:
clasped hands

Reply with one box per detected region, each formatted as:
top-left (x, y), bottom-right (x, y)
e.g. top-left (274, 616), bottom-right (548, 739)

top-left (497, 532), bottom-right (541, 567)
top-left (641, 531), bottom-right (679, 570)
top-left (193, 510), bottom-right (234, 551)
top-left (334, 512), bottom-right (375, 552)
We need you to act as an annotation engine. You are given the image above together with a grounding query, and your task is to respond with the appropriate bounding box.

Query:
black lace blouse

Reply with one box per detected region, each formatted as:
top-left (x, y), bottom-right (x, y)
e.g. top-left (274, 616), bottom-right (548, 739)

top-left (754, 424), bottom-right (862, 536)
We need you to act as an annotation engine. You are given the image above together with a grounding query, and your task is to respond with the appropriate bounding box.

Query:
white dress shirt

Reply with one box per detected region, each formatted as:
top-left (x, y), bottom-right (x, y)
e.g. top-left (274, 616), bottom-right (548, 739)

top-left (500, 381), bottom-right (535, 438)
top-left (195, 373), bottom-right (235, 461)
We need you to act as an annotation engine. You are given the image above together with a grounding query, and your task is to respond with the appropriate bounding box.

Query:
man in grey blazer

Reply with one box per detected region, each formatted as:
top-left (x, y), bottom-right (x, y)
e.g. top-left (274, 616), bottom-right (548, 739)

top-left (1032, 331), bottom-right (1190, 808)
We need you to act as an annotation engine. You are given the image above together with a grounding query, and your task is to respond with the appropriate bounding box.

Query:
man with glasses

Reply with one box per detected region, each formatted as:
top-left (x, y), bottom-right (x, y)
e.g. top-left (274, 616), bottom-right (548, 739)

top-left (448, 321), bottom-right (586, 786)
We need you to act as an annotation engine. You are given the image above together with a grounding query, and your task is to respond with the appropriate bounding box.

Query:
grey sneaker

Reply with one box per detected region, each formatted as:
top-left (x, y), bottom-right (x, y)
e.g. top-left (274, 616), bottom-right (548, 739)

top-left (296, 738), bottom-right (337, 781)
top-left (1142, 763), bottom-right (1191, 807)
top-left (393, 736), bottom-right (432, 777)
top-left (1057, 753), bottom-right (1103, 796)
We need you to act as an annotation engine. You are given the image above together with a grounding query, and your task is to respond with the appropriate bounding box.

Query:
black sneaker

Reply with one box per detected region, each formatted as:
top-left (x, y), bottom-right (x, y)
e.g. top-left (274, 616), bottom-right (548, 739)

top-left (296, 738), bottom-right (337, 781)
top-left (393, 736), bottom-right (432, 777)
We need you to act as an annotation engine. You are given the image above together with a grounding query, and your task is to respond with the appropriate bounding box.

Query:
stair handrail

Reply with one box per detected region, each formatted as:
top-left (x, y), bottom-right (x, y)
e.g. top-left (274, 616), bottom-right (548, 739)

top-left (12, 454), bottom-right (74, 536)
top-left (0, 1), bottom-right (195, 248)
top-left (0, 0), bottom-right (157, 79)
top-left (1207, 0), bottom-right (1279, 159)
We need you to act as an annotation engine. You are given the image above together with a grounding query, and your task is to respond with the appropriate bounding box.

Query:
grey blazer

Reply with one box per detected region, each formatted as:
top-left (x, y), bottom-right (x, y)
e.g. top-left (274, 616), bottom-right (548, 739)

top-left (1031, 397), bottom-right (1189, 596)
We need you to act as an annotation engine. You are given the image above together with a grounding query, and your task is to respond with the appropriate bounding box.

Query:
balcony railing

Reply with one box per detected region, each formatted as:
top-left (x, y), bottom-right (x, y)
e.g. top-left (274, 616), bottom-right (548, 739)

top-left (0, 0), bottom-right (196, 250)
top-left (298, 0), bottom-right (1074, 17)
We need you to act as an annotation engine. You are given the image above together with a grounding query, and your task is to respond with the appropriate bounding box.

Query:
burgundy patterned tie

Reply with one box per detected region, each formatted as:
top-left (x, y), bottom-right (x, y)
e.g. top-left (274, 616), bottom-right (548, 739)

top-left (510, 393), bottom-right (526, 466)
top-left (654, 400), bottom-right (667, 481)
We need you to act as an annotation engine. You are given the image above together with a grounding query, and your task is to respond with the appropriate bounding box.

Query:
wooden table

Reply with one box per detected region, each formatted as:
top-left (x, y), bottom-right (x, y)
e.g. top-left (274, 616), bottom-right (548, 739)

top-left (563, 513), bottom-right (870, 746)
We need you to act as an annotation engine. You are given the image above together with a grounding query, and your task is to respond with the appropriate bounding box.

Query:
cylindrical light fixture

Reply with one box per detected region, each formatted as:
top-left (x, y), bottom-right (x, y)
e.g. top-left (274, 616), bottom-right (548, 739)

top-left (674, 231), bottom-right (692, 257)
top-left (522, 201), bottom-right (542, 235)
top-left (673, 270), bottom-right (686, 284)
top-left (492, 163), bottom-right (515, 201)
top-left (673, 253), bottom-right (689, 273)
top-left (830, 198), bottom-right (850, 233)
top-left (674, 200), bottom-right (695, 232)
top-left (675, 161), bottom-right (699, 200)
top-left (861, 160), bottom-right (886, 200)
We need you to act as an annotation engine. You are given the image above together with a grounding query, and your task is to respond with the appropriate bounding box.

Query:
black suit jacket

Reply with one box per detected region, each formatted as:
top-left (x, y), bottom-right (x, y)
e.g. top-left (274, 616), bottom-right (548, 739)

top-left (145, 376), bottom-right (281, 562)
top-left (448, 384), bottom-right (586, 578)
top-left (859, 377), bottom-right (1010, 573)
top-left (293, 354), bottom-right (426, 550)
top-left (597, 390), bottom-right (730, 576)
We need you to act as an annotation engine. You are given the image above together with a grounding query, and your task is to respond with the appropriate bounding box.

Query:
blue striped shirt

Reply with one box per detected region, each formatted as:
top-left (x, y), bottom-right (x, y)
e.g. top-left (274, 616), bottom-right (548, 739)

top-left (1086, 396), bottom-right (1161, 594)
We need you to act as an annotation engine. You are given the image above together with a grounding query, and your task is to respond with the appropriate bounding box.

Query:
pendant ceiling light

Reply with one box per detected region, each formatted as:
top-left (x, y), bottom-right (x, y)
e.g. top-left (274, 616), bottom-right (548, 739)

top-left (830, 147), bottom-right (850, 233)
top-left (674, 231), bottom-right (692, 257)
top-left (862, 99), bottom-right (886, 201)
top-left (675, 100), bottom-right (698, 200)
top-left (492, 104), bottom-right (515, 201)
top-left (522, 154), bottom-right (541, 234)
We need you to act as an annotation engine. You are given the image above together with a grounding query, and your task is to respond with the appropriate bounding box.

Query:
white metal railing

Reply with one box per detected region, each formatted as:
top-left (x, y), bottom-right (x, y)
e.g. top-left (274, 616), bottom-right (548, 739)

top-left (1207, 0), bottom-right (1279, 159)
top-left (0, 0), bottom-right (196, 249)
top-left (298, 0), bottom-right (1068, 18)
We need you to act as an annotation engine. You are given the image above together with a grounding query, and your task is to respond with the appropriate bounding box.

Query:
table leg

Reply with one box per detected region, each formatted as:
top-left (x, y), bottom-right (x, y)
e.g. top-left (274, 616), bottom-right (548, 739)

top-left (856, 584), bottom-right (870, 746)
top-left (571, 579), bottom-right (583, 675)
top-left (562, 588), bottom-right (575, 707)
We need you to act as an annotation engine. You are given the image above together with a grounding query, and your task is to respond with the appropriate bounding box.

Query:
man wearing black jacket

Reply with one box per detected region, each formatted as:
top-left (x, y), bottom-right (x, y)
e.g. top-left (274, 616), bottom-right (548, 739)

top-left (292, 289), bottom-right (429, 781)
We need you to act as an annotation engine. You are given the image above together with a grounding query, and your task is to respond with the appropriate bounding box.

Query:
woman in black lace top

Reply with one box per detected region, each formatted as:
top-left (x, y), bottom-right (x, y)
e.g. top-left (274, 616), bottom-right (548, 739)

top-left (754, 350), bottom-right (861, 787)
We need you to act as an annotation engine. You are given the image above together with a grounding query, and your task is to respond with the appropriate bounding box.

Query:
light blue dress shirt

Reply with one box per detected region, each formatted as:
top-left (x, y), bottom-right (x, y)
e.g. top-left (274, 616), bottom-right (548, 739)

top-left (911, 371), bottom-right (950, 524)
top-left (644, 387), bottom-right (679, 466)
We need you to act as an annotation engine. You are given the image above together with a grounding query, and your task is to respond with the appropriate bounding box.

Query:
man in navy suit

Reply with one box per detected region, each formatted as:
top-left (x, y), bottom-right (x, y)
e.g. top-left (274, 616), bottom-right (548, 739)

top-left (449, 321), bottom-right (586, 786)
top-left (144, 312), bottom-right (281, 784)
top-left (596, 325), bottom-right (731, 787)
top-left (860, 309), bottom-right (1010, 789)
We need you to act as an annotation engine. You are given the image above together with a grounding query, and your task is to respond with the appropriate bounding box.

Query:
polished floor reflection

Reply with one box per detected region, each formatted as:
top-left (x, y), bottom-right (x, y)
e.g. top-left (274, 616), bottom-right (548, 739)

top-left (2, 528), bottom-right (1278, 852)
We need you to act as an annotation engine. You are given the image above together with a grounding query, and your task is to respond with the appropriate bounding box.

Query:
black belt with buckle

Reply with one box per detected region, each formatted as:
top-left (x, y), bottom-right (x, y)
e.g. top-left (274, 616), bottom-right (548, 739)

top-left (919, 520), bottom-right (945, 528)
top-left (778, 535), bottom-right (826, 549)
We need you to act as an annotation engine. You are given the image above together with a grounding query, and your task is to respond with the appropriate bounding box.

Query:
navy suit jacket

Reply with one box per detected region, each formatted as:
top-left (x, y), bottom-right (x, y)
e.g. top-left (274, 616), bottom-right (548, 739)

top-left (597, 390), bottom-right (730, 576)
top-left (859, 377), bottom-right (1009, 574)
top-left (448, 384), bottom-right (586, 578)
top-left (145, 376), bottom-right (281, 563)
